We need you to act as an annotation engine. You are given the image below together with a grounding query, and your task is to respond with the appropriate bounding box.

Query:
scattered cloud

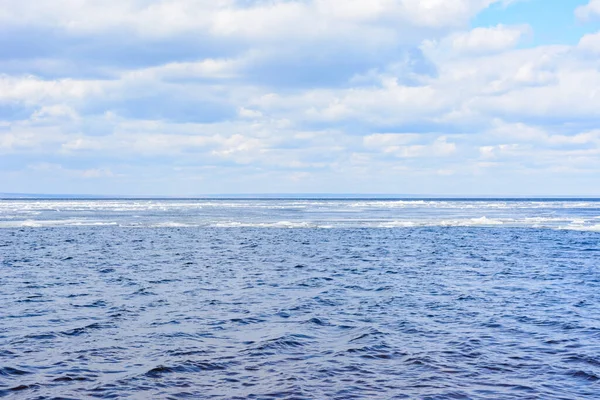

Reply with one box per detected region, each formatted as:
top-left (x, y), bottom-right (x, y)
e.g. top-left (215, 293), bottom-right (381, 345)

top-left (423, 24), bottom-right (530, 57)
top-left (0, 0), bottom-right (598, 194)
top-left (575, 0), bottom-right (600, 21)
top-left (578, 31), bottom-right (600, 53)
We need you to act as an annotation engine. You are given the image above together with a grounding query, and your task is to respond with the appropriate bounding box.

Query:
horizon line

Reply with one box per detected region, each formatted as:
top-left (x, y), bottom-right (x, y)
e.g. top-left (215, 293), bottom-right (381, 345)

top-left (2, 192), bottom-right (600, 199)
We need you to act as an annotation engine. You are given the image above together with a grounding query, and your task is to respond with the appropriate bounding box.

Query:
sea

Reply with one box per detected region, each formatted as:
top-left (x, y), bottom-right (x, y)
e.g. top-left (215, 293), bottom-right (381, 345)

top-left (1, 198), bottom-right (599, 399)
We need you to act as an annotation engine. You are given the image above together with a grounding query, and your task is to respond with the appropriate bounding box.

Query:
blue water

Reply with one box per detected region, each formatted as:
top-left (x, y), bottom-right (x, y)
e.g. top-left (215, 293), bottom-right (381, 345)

top-left (1, 199), bottom-right (599, 399)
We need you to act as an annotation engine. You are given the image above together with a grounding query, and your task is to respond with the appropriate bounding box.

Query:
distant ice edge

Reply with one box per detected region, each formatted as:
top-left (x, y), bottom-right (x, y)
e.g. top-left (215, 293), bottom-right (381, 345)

top-left (1, 219), bottom-right (600, 231)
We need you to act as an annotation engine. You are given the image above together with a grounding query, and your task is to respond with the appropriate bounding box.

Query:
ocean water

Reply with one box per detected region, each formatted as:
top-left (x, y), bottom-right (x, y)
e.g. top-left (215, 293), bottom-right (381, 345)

top-left (1, 199), bottom-right (599, 399)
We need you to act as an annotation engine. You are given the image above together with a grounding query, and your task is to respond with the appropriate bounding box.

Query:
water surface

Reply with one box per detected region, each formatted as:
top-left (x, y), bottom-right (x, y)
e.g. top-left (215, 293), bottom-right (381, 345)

top-left (1, 199), bottom-right (599, 399)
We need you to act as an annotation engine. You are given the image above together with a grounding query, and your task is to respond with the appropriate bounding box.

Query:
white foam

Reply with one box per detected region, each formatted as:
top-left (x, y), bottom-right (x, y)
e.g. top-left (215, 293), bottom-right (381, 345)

top-left (469, 216), bottom-right (504, 225)
top-left (438, 217), bottom-right (505, 227)
top-left (0, 220), bottom-right (118, 228)
top-left (524, 217), bottom-right (573, 223)
top-left (561, 224), bottom-right (600, 232)
top-left (150, 222), bottom-right (197, 228)
top-left (210, 221), bottom-right (315, 228)
top-left (378, 221), bottom-right (417, 228)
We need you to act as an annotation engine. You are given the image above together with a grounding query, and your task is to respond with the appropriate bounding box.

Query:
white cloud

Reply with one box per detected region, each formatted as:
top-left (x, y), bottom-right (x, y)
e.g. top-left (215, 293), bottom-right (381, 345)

top-left (0, 126), bottom-right (70, 153)
top-left (424, 24), bottom-right (530, 56)
top-left (479, 145), bottom-right (496, 158)
top-left (80, 168), bottom-right (114, 178)
top-left (31, 105), bottom-right (79, 121)
top-left (398, 0), bottom-right (500, 28)
top-left (0, 75), bottom-right (107, 106)
top-left (238, 107), bottom-right (263, 119)
top-left (363, 133), bottom-right (422, 147)
top-left (123, 58), bottom-right (243, 81)
top-left (0, 0), bottom-right (508, 41)
top-left (578, 31), bottom-right (600, 53)
top-left (575, 0), bottom-right (600, 21)
top-left (2, 0), bottom-right (600, 194)
top-left (486, 121), bottom-right (600, 146)
top-left (27, 163), bottom-right (115, 179)
top-left (245, 42), bottom-right (591, 131)
top-left (363, 134), bottom-right (457, 158)
top-left (453, 24), bottom-right (529, 53)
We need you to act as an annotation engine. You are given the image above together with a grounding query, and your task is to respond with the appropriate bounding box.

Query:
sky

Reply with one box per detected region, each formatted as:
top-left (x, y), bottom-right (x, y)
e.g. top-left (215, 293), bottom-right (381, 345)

top-left (1, 0), bottom-right (600, 196)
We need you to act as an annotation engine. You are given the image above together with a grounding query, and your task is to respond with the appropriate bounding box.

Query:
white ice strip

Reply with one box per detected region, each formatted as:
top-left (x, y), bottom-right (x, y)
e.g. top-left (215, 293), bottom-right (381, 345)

top-left (1, 218), bottom-right (598, 230)
top-left (377, 221), bottom-right (417, 228)
top-left (440, 217), bottom-right (505, 226)
top-left (0, 199), bottom-right (598, 230)
top-left (149, 222), bottom-right (198, 228)
top-left (1, 199), bottom-right (600, 214)
top-left (0, 220), bottom-right (118, 228)
top-left (560, 224), bottom-right (600, 232)
top-left (210, 221), bottom-right (315, 228)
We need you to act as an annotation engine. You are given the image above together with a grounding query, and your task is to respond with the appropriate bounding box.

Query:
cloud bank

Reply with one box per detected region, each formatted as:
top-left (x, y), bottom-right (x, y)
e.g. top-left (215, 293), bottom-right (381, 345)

top-left (1, 0), bottom-right (599, 195)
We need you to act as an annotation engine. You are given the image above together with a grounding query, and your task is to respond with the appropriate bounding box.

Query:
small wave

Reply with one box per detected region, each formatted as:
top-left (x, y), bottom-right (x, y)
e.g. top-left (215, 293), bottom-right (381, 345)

top-left (0, 367), bottom-right (32, 377)
top-left (166, 349), bottom-right (212, 357)
top-left (348, 328), bottom-right (387, 343)
top-left (345, 344), bottom-right (399, 360)
top-left (569, 370), bottom-right (600, 381)
top-left (563, 354), bottom-right (600, 367)
top-left (230, 317), bottom-right (265, 325)
top-left (6, 384), bottom-right (41, 392)
top-left (53, 375), bottom-right (89, 382)
top-left (60, 322), bottom-right (108, 337)
top-left (72, 300), bottom-right (108, 308)
top-left (304, 317), bottom-right (330, 326)
top-left (145, 361), bottom-right (229, 377)
top-left (254, 334), bottom-right (314, 352)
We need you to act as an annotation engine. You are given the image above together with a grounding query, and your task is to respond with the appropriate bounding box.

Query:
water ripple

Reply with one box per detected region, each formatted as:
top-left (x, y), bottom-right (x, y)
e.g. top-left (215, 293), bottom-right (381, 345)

top-left (1, 225), bottom-right (599, 399)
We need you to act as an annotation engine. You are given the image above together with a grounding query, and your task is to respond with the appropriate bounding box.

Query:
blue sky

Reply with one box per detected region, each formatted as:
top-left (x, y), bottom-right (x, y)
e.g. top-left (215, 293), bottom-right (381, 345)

top-left (473, 0), bottom-right (599, 46)
top-left (1, 0), bottom-right (600, 195)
